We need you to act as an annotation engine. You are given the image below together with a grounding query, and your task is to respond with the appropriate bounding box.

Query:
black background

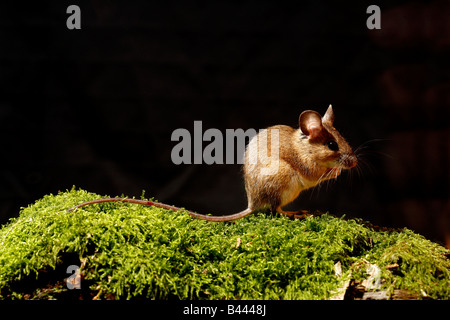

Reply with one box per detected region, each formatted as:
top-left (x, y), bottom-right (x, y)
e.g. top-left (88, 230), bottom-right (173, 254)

top-left (1, 1), bottom-right (449, 247)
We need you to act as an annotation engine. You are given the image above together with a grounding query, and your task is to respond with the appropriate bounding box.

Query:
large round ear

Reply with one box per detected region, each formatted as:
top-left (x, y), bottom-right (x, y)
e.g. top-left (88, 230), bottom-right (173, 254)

top-left (299, 110), bottom-right (323, 139)
top-left (322, 104), bottom-right (334, 125)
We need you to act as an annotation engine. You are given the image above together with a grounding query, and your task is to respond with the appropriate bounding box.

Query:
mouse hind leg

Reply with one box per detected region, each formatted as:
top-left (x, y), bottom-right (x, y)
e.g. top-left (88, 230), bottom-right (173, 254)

top-left (275, 207), bottom-right (312, 220)
top-left (268, 196), bottom-right (311, 220)
top-left (274, 171), bottom-right (311, 219)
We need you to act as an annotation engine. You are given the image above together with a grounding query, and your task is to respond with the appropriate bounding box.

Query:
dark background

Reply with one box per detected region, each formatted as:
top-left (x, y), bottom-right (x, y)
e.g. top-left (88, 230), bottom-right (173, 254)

top-left (1, 1), bottom-right (449, 247)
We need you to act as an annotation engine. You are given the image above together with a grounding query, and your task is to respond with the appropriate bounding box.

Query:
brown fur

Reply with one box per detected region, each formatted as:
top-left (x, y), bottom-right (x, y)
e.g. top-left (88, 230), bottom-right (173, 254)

top-left (243, 105), bottom-right (357, 217)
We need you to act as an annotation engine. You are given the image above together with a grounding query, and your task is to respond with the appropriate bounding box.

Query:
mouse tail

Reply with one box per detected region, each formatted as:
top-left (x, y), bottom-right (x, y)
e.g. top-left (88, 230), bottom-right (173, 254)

top-left (66, 198), bottom-right (185, 214)
top-left (188, 208), bottom-right (254, 222)
top-left (66, 198), bottom-right (254, 222)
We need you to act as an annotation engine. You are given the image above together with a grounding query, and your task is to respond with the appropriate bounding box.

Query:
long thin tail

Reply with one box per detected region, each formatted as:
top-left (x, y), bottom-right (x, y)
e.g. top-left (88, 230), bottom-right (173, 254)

top-left (188, 207), bottom-right (253, 222)
top-left (66, 198), bottom-right (254, 222)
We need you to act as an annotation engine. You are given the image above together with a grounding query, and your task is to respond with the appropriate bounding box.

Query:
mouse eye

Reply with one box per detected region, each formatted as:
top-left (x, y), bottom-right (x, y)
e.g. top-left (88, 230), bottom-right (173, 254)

top-left (326, 140), bottom-right (339, 151)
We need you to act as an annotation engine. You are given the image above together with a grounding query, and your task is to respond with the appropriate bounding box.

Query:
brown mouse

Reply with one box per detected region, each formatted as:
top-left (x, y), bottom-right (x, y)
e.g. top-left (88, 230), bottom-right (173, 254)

top-left (67, 105), bottom-right (357, 222)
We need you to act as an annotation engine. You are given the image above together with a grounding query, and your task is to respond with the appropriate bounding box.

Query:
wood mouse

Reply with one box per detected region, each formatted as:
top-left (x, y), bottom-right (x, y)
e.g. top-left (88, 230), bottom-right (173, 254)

top-left (67, 105), bottom-right (357, 222)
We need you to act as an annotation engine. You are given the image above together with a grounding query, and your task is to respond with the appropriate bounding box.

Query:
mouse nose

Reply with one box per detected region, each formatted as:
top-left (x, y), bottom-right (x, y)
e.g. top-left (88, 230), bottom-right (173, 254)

top-left (349, 154), bottom-right (358, 168)
top-left (341, 153), bottom-right (358, 168)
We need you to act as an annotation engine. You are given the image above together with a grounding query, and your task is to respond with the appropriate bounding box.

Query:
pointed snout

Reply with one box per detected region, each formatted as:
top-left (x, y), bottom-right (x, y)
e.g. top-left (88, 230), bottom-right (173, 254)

top-left (341, 153), bottom-right (358, 169)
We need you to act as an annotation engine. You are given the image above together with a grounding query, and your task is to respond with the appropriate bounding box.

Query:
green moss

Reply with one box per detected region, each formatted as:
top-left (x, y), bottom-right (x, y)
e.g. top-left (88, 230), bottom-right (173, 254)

top-left (0, 188), bottom-right (449, 300)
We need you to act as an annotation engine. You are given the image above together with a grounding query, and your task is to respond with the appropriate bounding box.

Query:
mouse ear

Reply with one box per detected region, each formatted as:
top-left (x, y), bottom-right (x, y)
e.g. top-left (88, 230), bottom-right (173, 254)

top-left (299, 110), bottom-right (323, 139)
top-left (322, 104), bottom-right (334, 125)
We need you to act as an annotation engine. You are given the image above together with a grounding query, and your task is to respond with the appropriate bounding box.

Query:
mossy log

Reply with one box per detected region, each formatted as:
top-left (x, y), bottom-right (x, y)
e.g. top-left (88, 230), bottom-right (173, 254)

top-left (0, 188), bottom-right (449, 300)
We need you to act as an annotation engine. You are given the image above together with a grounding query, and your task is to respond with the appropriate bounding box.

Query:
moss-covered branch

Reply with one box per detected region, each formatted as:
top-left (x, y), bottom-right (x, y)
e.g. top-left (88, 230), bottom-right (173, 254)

top-left (0, 188), bottom-right (449, 300)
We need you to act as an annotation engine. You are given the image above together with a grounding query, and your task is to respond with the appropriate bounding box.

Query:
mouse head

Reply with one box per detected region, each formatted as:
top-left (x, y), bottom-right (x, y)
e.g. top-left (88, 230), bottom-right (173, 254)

top-left (299, 105), bottom-right (357, 170)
